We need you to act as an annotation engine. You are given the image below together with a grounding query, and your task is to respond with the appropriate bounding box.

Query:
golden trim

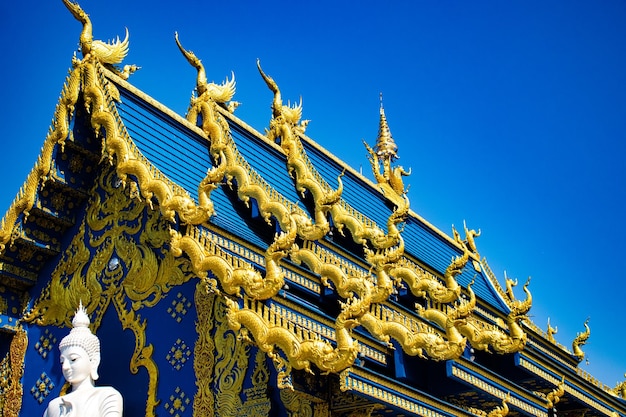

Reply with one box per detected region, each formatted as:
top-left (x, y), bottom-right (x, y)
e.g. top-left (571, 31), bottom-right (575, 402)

top-left (2, 327), bottom-right (27, 417)
top-left (193, 282), bottom-right (216, 417)
top-left (113, 292), bottom-right (160, 416)
top-left (449, 361), bottom-right (547, 417)
top-left (213, 296), bottom-right (248, 416)
top-left (518, 356), bottom-right (615, 416)
top-left (341, 367), bottom-right (472, 417)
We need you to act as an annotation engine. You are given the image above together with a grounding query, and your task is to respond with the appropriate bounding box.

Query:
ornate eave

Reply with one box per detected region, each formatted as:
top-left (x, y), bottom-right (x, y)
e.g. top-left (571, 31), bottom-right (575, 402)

top-left (341, 366), bottom-right (475, 417)
top-left (515, 352), bottom-right (625, 416)
top-left (447, 359), bottom-right (549, 417)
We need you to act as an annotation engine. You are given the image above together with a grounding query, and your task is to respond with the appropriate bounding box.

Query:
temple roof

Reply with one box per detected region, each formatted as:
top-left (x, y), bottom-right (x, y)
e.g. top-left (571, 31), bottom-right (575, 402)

top-left (0, 3), bottom-right (624, 414)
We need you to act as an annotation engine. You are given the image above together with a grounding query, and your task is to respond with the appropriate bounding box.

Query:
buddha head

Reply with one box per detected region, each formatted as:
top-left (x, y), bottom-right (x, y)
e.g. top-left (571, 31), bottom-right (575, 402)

top-left (58, 304), bottom-right (101, 383)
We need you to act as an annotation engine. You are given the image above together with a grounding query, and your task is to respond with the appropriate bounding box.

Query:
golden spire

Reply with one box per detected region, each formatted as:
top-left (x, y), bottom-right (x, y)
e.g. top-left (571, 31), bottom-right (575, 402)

top-left (374, 93), bottom-right (398, 161)
top-left (363, 93), bottom-right (411, 203)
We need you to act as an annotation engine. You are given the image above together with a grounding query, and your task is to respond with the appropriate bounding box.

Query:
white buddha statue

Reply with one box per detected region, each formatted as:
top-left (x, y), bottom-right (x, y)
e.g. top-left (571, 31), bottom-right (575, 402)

top-left (43, 304), bottom-right (123, 417)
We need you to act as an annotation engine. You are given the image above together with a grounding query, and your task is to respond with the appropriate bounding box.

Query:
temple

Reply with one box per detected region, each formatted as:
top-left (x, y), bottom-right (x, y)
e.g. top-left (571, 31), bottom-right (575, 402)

top-left (1, 2), bottom-right (625, 417)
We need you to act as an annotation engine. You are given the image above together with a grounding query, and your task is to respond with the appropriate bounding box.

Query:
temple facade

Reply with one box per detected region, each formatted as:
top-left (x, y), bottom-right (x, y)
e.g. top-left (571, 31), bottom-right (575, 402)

top-left (1, 2), bottom-right (625, 416)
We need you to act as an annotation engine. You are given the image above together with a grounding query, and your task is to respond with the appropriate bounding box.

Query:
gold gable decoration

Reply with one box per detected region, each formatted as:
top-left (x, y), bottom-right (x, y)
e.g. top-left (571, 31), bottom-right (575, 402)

top-left (572, 318), bottom-right (590, 363)
top-left (364, 94), bottom-right (411, 208)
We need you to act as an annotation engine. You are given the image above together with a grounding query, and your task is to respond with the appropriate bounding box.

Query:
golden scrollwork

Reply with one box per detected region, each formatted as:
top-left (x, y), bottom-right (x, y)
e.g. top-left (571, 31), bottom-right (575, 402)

top-left (213, 296), bottom-right (249, 417)
top-left (572, 318), bottom-right (590, 363)
top-left (113, 291), bottom-right (160, 416)
top-left (24, 168), bottom-right (190, 325)
top-left (280, 388), bottom-right (316, 417)
top-left (193, 281), bottom-right (216, 417)
top-left (241, 348), bottom-right (271, 416)
top-left (0, 327), bottom-right (28, 417)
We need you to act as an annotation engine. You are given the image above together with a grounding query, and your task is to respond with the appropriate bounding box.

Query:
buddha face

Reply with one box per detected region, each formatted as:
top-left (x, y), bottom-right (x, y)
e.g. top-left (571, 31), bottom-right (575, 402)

top-left (60, 346), bottom-right (94, 385)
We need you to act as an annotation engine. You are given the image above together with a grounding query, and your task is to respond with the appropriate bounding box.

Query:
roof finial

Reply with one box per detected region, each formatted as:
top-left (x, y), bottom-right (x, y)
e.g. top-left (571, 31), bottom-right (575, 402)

top-left (363, 94), bottom-right (411, 203)
top-left (375, 92), bottom-right (398, 161)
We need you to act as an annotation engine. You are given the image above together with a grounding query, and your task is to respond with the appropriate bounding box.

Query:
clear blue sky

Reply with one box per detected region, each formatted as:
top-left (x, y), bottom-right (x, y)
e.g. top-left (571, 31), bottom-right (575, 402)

top-left (1, 1), bottom-right (625, 387)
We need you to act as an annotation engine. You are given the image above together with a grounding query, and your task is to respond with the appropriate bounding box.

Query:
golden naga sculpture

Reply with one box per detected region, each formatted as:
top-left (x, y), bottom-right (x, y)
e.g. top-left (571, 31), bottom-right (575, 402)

top-left (360, 312), bottom-right (463, 360)
top-left (175, 33), bottom-right (324, 299)
top-left (363, 94), bottom-right (411, 208)
top-left (364, 234), bottom-right (406, 300)
top-left (363, 301), bottom-right (466, 360)
top-left (462, 221), bottom-right (481, 257)
top-left (572, 318), bottom-right (590, 363)
top-left (418, 277), bottom-right (530, 354)
top-left (68, 1), bottom-right (214, 224)
top-left (546, 317), bottom-right (558, 343)
top-left (169, 225), bottom-right (295, 300)
top-left (503, 272), bottom-right (518, 303)
top-left (176, 38), bottom-right (321, 242)
top-left (414, 280), bottom-right (474, 357)
top-left (389, 229), bottom-right (467, 304)
top-left (486, 393), bottom-right (511, 417)
top-left (257, 60), bottom-right (310, 140)
top-left (290, 242), bottom-right (376, 319)
top-left (329, 194), bottom-right (405, 250)
top-left (257, 60), bottom-right (343, 241)
top-left (611, 374), bottom-right (626, 399)
top-left (471, 276), bottom-right (531, 354)
top-left (62, 0), bottom-right (137, 78)
top-left (258, 61), bottom-right (407, 249)
top-left (546, 377), bottom-right (565, 410)
top-left (224, 297), bottom-right (359, 389)
top-left (508, 276), bottom-right (532, 314)
top-left (175, 32), bottom-right (238, 112)
top-left (452, 222), bottom-right (482, 272)
top-left (1, 1), bottom-right (218, 253)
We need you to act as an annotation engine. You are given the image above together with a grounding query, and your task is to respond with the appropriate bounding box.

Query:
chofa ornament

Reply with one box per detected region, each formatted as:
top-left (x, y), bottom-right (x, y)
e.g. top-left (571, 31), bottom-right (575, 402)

top-left (43, 303), bottom-right (123, 417)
